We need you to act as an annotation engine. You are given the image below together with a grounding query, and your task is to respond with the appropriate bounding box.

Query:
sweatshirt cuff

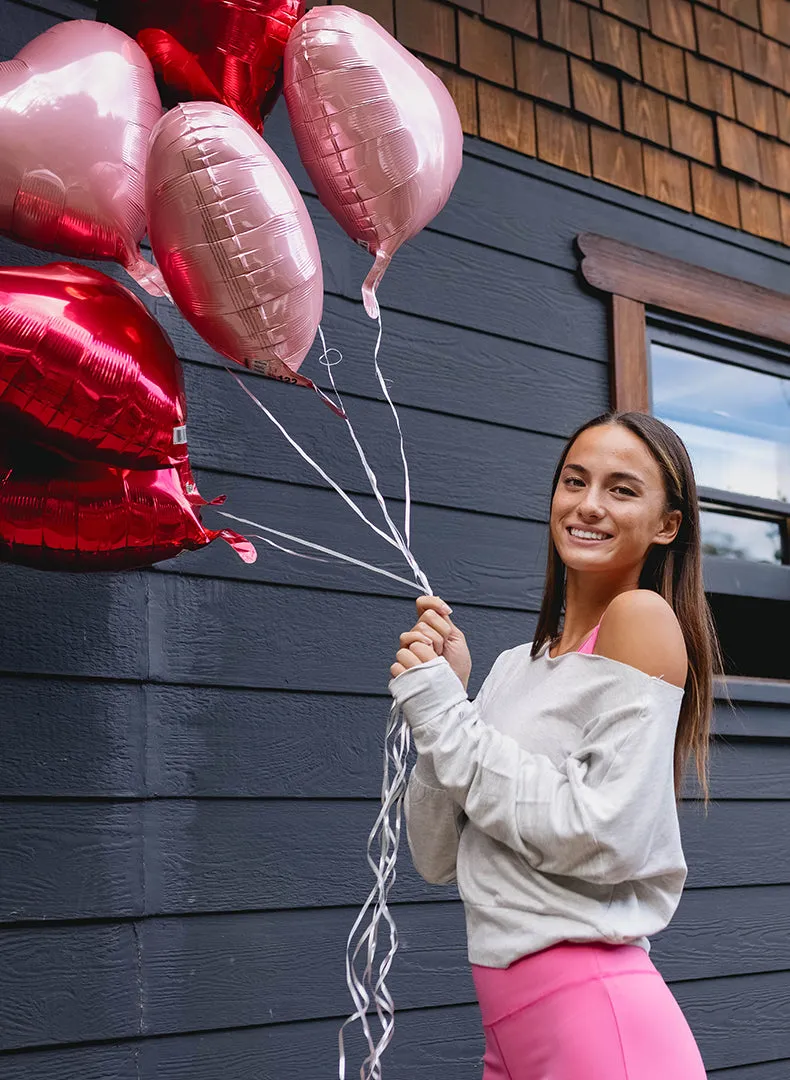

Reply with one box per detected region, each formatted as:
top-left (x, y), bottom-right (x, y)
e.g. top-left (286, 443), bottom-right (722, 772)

top-left (388, 656), bottom-right (469, 728)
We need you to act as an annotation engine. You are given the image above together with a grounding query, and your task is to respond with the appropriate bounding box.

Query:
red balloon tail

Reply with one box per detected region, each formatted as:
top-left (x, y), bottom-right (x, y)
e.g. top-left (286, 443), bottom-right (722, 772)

top-left (213, 528), bottom-right (258, 564)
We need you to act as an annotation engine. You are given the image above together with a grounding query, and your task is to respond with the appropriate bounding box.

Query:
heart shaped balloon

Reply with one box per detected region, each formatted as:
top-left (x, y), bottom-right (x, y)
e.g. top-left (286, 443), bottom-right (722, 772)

top-left (0, 447), bottom-right (256, 571)
top-left (96, 0), bottom-right (304, 132)
top-left (0, 263), bottom-right (188, 469)
top-left (0, 20), bottom-right (168, 297)
top-left (146, 101), bottom-right (324, 391)
top-left (284, 6), bottom-right (463, 319)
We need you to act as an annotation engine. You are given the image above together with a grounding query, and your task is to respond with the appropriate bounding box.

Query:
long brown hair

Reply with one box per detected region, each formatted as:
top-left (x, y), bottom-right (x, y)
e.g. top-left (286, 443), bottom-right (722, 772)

top-left (530, 411), bottom-right (725, 811)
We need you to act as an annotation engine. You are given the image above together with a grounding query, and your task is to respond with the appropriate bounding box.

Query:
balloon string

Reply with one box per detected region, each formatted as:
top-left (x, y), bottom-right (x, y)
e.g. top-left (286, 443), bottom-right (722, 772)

top-left (338, 701), bottom-right (412, 1080)
top-left (370, 312), bottom-right (413, 551)
top-left (226, 368), bottom-right (402, 553)
top-left (316, 327), bottom-right (429, 595)
top-left (214, 511), bottom-right (423, 592)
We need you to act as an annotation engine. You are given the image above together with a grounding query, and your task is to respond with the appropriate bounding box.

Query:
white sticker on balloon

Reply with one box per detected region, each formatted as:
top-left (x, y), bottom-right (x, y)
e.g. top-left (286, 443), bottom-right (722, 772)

top-left (173, 425), bottom-right (187, 445)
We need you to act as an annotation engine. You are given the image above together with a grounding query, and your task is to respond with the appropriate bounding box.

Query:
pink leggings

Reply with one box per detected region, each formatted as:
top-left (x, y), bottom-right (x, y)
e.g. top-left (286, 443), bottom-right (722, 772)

top-left (471, 941), bottom-right (707, 1080)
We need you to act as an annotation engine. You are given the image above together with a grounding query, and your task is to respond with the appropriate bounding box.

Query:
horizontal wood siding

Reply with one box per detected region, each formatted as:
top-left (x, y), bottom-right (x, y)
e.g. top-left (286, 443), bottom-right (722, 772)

top-left (1, 1), bottom-right (789, 1077)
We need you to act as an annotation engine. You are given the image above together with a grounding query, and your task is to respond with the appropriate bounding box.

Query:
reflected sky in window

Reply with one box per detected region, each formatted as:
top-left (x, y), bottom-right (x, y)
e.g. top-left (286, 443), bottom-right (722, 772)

top-left (650, 344), bottom-right (790, 503)
top-left (700, 509), bottom-right (783, 564)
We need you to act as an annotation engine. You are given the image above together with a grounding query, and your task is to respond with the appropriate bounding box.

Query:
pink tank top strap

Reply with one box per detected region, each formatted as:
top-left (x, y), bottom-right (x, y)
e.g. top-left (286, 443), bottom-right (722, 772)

top-left (577, 622), bottom-right (601, 654)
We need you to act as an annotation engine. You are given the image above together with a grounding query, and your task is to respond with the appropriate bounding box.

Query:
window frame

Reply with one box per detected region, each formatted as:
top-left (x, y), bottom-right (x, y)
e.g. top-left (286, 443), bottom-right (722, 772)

top-left (576, 230), bottom-right (790, 634)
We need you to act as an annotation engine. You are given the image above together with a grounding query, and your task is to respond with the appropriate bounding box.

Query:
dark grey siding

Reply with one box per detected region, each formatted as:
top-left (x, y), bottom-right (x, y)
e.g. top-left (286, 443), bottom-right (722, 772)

top-left (1, 1), bottom-right (789, 1078)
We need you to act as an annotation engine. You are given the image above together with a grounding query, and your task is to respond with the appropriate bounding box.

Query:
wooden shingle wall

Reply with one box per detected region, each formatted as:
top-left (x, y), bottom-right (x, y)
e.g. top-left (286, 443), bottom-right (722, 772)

top-left (332, 0), bottom-right (790, 243)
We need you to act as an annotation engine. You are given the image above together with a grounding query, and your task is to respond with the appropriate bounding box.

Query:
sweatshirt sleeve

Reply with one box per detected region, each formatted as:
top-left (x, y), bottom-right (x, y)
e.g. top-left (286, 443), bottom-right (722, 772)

top-left (400, 652), bottom-right (513, 886)
top-left (390, 655), bottom-right (684, 886)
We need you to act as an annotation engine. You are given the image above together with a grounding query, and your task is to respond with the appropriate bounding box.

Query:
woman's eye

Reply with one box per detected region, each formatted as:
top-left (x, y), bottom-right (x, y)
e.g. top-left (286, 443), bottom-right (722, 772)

top-left (564, 477), bottom-right (583, 487)
top-left (615, 486), bottom-right (637, 496)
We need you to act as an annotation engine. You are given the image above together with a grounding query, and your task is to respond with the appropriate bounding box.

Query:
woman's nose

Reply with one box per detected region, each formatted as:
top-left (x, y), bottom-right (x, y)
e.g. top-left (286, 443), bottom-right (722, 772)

top-left (577, 486), bottom-right (605, 516)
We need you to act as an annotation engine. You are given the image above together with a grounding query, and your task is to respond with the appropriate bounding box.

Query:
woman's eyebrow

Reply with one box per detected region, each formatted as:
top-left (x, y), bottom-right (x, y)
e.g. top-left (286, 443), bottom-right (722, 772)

top-left (563, 463), bottom-right (645, 486)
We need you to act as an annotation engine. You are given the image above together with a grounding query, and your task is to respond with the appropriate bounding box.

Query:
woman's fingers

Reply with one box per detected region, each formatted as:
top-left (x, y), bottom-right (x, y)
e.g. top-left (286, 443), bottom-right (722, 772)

top-left (399, 629), bottom-right (433, 648)
top-left (416, 610), bottom-right (453, 641)
top-left (416, 595), bottom-right (452, 619)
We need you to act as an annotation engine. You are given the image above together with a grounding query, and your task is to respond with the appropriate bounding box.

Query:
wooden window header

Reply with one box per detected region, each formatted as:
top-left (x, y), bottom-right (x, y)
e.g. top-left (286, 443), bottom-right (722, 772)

top-left (577, 232), bottom-right (790, 347)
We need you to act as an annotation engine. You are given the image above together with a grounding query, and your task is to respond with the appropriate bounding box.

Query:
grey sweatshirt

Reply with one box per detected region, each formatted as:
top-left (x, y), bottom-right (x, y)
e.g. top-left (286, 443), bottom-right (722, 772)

top-left (389, 641), bottom-right (688, 968)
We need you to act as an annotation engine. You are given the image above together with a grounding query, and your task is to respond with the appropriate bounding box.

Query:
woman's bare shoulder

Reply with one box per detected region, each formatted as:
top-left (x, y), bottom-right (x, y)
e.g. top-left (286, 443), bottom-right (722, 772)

top-left (594, 590), bottom-right (688, 689)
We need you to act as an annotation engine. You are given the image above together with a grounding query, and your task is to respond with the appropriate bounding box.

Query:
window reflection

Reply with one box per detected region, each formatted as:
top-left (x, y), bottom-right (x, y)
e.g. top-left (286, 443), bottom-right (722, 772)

top-left (650, 344), bottom-right (790, 503)
top-left (700, 509), bottom-right (783, 564)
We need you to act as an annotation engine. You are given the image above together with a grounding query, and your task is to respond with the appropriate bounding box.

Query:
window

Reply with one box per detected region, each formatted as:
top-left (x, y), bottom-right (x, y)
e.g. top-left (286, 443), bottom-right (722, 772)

top-left (648, 317), bottom-right (790, 568)
top-left (578, 233), bottom-right (790, 683)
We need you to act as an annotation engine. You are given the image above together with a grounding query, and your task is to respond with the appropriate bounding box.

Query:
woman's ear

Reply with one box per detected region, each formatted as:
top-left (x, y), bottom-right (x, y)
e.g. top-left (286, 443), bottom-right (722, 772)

top-left (654, 508), bottom-right (682, 546)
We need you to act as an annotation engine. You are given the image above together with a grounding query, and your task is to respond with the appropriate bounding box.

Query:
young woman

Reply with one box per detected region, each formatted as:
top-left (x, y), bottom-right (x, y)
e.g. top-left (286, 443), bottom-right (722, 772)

top-left (389, 411), bottom-right (722, 1080)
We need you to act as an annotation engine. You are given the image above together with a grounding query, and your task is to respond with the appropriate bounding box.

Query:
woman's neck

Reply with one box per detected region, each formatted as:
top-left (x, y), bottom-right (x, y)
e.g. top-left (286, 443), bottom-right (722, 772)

top-left (557, 570), bottom-right (640, 650)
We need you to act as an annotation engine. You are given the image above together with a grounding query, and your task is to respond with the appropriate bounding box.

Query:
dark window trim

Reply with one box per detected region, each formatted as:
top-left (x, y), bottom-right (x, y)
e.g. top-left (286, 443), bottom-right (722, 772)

top-left (577, 231), bottom-right (790, 357)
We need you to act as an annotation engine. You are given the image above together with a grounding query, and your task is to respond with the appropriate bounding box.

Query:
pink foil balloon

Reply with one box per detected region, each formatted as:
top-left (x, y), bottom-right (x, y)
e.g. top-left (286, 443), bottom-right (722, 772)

top-left (284, 6), bottom-right (463, 319)
top-left (0, 20), bottom-right (168, 297)
top-left (146, 101), bottom-right (324, 390)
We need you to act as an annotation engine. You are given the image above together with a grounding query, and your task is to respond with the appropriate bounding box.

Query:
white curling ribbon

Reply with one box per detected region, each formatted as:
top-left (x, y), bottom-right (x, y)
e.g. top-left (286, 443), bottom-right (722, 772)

top-left (226, 330), bottom-right (433, 1080)
top-left (227, 368), bottom-right (404, 554)
top-left (316, 326), bottom-right (429, 594)
top-left (214, 513), bottom-right (423, 593)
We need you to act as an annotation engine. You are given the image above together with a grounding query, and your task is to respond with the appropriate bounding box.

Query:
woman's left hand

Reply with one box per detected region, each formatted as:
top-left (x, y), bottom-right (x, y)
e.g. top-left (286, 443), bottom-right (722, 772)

top-left (391, 596), bottom-right (471, 689)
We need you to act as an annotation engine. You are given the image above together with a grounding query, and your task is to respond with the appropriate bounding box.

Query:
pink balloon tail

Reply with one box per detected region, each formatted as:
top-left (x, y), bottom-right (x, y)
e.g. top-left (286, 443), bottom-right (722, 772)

top-left (362, 250), bottom-right (390, 320)
top-left (125, 256), bottom-right (172, 300)
top-left (242, 360), bottom-right (346, 419)
top-left (213, 528), bottom-right (258, 564)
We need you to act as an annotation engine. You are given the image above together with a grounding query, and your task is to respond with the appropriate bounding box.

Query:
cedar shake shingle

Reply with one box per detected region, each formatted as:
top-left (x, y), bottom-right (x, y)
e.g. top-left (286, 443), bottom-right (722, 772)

top-left (775, 90), bottom-right (790, 141)
top-left (648, 0), bottom-right (696, 50)
top-left (694, 8), bottom-right (742, 66)
top-left (720, 0), bottom-right (761, 29)
top-left (602, 0), bottom-right (649, 27)
top-left (396, 0), bottom-right (456, 63)
top-left (459, 11), bottom-right (515, 85)
top-left (717, 116), bottom-right (763, 179)
top-left (541, 0), bottom-right (593, 58)
top-left (640, 34), bottom-right (687, 97)
top-left (591, 10), bottom-right (642, 77)
top-left (591, 126), bottom-right (646, 192)
top-left (739, 26), bottom-right (784, 86)
top-left (536, 105), bottom-right (592, 172)
top-left (738, 182), bottom-right (783, 239)
top-left (478, 83), bottom-right (537, 154)
top-left (733, 74), bottom-right (779, 134)
top-left (482, 0), bottom-right (539, 36)
top-left (685, 54), bottom-right (736, 116)
top-left (760, 0), bottom-right (790, 46)
top-left (623, 82), bottom-right (670, 143)
top-left (691, 162), bottom-right (741, 227)
top-left (571, 57), bottom-right (621, 126)
top-left (668, 100), bottom-right (716, 163)
top-left (515, 40), bottom-right (571, 106)
top-left (643, 144), bottom-right (693, 209)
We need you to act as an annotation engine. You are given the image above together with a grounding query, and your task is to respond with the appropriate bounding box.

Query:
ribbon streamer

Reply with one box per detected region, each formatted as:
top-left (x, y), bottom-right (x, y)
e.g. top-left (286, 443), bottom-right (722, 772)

top-left (227, 319), bottom-right (432, 1080)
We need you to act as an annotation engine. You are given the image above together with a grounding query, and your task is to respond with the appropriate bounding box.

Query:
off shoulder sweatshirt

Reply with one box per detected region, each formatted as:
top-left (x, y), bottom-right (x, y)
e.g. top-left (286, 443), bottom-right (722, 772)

top-left (388, 641), bottom-right (688, 968)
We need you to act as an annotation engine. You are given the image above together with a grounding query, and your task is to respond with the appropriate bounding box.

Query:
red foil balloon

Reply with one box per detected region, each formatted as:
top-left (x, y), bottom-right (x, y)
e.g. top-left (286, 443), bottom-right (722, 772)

top-left (0, 451), bottom-right (256, 571)
top-left (0, 21), bottom-right (168, 297)
top-left (96, 0), bottom-right (304, 132)
top-left (0, 263), bottom-right (189, 469)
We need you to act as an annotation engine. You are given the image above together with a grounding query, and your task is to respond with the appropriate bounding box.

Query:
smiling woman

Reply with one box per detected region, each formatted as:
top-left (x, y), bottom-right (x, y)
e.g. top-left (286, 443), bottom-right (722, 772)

top-left (389, 409), bottom-right (720, 1080)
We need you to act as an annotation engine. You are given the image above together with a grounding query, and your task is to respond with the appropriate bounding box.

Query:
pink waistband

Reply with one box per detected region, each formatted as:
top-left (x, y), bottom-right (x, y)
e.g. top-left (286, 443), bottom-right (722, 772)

top-left (471, 941), bottom-right (657, 1028)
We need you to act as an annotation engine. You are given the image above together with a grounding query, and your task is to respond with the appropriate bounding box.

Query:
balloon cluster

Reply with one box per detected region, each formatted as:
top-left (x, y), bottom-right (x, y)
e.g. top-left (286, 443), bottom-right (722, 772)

top-left (0, 4), bottom-right (462, 572)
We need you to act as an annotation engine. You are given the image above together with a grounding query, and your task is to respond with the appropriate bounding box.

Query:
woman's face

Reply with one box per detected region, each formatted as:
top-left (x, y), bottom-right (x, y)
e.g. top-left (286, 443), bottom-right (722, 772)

top-left (550, 423), bottom-right (681, 576)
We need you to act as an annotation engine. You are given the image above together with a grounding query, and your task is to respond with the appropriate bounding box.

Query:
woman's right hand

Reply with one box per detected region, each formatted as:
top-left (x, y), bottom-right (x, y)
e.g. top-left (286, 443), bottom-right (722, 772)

top-left (396, 595), bottom-right (472, 691)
